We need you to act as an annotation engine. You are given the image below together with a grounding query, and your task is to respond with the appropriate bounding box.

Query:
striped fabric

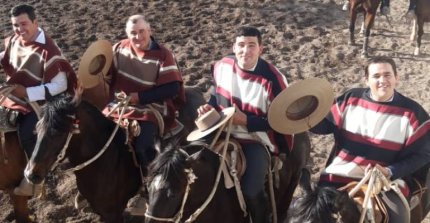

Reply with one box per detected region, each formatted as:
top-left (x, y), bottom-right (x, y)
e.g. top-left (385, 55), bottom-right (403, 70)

top-left (211, 56), bottom-right (292, 154)
top-left (0, 30), bottom-right (76, 113)
top-left (107, 38), bottom-right (184, 129)
top-left (316, 88), bottom-right (430, 196)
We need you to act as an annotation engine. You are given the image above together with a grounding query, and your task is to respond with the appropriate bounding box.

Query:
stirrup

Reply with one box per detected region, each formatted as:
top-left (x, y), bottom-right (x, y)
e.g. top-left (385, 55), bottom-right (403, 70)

top-left (13, 178), bottom-right (42, 197)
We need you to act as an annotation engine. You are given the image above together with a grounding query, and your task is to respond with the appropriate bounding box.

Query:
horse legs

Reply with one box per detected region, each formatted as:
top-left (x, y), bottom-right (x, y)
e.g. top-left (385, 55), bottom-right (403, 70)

top-left (415, 19), bottom-right (424, 56)
top-left (361, 13), bottom-right (376, 58)
top-left (348, 6), bottom-right (358, 45)
top-left (9, 193), bottom-right (31, 223)
top-left (410, 18), bottom-right (417, 41)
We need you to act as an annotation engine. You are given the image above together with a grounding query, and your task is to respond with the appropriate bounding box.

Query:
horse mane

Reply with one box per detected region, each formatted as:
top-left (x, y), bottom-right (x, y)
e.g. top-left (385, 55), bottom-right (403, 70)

top-left (147, 145), bottom-right (190, 191)
top-left (36, 93), bottom-right (78, 136)
top-left (288, 168), bottom-right (347, 223)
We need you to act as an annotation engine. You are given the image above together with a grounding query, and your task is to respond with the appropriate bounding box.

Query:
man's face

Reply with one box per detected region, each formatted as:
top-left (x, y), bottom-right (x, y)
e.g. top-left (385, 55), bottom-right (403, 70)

top-left (366, 62), bottom-right (398, 102)
top-left (126, 19), bottom-right (151, 51)
top-left (233, 36), bottom-right (262, 70)
top-left (11, 13), bottom-right (38, 43)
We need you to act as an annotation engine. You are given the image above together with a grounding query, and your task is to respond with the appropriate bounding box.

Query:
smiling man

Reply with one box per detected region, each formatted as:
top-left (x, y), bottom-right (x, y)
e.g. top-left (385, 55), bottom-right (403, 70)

top-left (195, 26), bottom-right (290, 223)
top-left (103, 14), bottom-right (184, 216)
top-left (311, 56), bottom-right (430, 223)
top-left (0, 4), bottom-right (77, 197)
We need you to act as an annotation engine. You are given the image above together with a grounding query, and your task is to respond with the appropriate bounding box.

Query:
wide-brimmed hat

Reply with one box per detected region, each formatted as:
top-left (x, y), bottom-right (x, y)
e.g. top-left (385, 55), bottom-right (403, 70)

top-left (268, 78), bottom-right (334, 134)
top-left (78, 40), bottom-right (113, 89)
top-left (187, 107), bottom-right (235, 141)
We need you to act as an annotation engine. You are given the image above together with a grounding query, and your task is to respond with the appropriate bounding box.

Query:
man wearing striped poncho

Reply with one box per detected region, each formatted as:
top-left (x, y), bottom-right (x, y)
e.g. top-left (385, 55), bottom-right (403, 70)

top-left (311, 56), bottom-right (430, 223)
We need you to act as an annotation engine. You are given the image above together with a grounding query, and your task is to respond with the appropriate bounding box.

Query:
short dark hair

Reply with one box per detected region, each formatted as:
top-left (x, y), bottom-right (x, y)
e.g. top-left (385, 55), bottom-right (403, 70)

top-left (364, 56), bottom-right (397, 78)
top-left (10, 4), bottom-right (36, 22)
top-left (235, 26), bottom-right (262, 45)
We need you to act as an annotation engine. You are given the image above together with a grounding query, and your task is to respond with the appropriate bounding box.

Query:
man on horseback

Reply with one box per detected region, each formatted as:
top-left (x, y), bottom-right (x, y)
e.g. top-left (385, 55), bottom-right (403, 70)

top-left (103, 14), bottom-right (185, 215)
top-left (310, 56), bottom-right (430, 223)
top-left (195, 26), bottom-right (290, 223)
top-left (0, 4), bottom-right (77, 197)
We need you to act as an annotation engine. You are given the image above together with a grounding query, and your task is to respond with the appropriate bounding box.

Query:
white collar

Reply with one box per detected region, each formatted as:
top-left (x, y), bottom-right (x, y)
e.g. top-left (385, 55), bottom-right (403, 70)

top-left (34, 27), bottom-right (46, 44)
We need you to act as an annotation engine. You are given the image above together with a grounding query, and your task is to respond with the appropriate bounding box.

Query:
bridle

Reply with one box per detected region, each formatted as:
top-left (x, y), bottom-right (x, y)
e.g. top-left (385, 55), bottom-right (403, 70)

top-left (40, 97), bottom-right (131, 174)
top-left (144, 166), bottom-right (197, 223)
top-left (144, 118), bottom-right (235, 223)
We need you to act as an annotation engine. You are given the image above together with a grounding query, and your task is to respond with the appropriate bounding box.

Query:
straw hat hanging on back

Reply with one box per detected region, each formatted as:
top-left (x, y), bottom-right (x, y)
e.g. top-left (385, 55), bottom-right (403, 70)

top-left (77, 40), bottom-right (113, 109)
top-left (78, 40), bottom-right (113, 89)
top-left (187, 107), bottom-right (235, 141)
top-left (268, 78), bottom-right (334, 134)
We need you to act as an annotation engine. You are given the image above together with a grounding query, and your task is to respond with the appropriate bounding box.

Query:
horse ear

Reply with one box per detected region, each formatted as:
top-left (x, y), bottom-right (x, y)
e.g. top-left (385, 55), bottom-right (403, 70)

top-left (44, 86), bottom-right (53, 101)
top-left (299, 168), bottom-right (313, 194)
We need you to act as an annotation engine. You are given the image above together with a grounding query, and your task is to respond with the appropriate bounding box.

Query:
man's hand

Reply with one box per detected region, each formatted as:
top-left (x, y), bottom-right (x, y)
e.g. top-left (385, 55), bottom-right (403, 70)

top-left (197, 104), bottom-right (214, 116)
top-left (365, 163), bottom-right (391, 178)
top-left (129, 92), bottom-right (139, 104)
top-left (232, 104), bottom-right (247, 126)
top-left (11, 84), bottom-right (27, 99)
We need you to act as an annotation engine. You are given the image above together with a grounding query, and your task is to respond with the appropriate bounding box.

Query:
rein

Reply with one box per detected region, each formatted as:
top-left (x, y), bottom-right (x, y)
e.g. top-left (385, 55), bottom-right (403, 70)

top-left (50, 96), bottom-right (131, 173)
top-left (144, 117), bottom-right (235, 223)
top-left (0, 85), bottom-right (41, 164)
top-left (348, 167), bottom-right (410, 223)
top-left (144, 164), bottom-right (197, 223)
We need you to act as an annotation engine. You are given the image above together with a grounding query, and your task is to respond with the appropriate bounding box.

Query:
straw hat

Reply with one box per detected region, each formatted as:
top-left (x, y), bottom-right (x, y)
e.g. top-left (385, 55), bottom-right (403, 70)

top-left (78, 40), bottom-right (113, 89)
top-left (268, 78), bottom-right (334, 134)
top-left (187, 107), bottom-right (235, 141)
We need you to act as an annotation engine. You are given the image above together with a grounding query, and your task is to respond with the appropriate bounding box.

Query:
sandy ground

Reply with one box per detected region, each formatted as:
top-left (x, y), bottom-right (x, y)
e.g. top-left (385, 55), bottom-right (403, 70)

top-left (1, 0), bottom-right (430, 222)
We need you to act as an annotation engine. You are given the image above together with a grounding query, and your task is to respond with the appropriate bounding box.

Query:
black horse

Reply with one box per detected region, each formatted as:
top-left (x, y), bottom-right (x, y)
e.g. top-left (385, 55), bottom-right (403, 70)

top-left (287, 168), bottom-right (361, 223)
top-left (23, 87), bottom-right (205, 223)
top-left (145, 145), bottom-right (246, 223)
top-left (145, 133), bottom-right (311, 223)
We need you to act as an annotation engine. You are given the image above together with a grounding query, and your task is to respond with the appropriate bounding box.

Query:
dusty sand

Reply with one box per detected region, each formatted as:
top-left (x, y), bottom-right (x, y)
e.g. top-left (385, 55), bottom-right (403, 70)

top-left (1, 0), bottom-right (430, 222)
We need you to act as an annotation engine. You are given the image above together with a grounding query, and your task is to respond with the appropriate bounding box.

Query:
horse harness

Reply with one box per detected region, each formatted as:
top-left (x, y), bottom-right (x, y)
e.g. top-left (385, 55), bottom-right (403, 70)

top-left (144, 118), bottom-right (239, 223)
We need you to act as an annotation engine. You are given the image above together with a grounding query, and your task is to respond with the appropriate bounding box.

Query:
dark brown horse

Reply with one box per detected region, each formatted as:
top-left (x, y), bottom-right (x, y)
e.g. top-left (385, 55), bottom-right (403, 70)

top-left (288, 168), bottom-right (430, 223)
top-left (23, 87), bottom-right (205, 223)
top-left (410, 0), bottom-right (430, 55)
top-left (0, 86), bottom-right (32, 223)
top-left (0, 131), bottom-right (31, 223)
top-left (145, 133), bottom-right (311, 223)
top-left (347, 0), bottom-right (382, 58)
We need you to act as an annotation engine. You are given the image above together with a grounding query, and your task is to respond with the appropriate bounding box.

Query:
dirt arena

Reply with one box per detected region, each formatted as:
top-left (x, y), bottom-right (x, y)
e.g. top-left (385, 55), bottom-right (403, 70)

top-left (1, 0), bottom-right (430, 222)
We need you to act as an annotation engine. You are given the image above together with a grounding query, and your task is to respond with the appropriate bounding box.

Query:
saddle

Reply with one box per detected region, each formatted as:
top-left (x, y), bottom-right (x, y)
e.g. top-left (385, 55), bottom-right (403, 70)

top-left (339, 181), bottom-right (389, 223)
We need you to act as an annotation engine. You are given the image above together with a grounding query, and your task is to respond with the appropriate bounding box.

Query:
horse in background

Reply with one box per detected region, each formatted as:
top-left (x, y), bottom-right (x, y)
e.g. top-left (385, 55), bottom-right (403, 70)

top-left (145, 133), bottom-right (311, 223)
top-left (23, 87), bottom-right (205, 223)
top-left (410, 0), bottom-right (430, 56)
top-left (347, 0), bottom-right (382, 58)
top-left (287, 168), bottom-right (361, 223)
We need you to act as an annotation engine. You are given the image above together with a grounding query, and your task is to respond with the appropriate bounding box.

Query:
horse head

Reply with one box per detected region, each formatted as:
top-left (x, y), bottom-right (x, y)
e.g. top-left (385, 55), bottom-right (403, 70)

top-left (287, 168), bottom-right (360, 223)
top-left (145, 144), bottom-right (232, 223)
top-left (145, 146), bottom-right (193, 223)
top-left (25, 92), bottom-right (80, 184)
